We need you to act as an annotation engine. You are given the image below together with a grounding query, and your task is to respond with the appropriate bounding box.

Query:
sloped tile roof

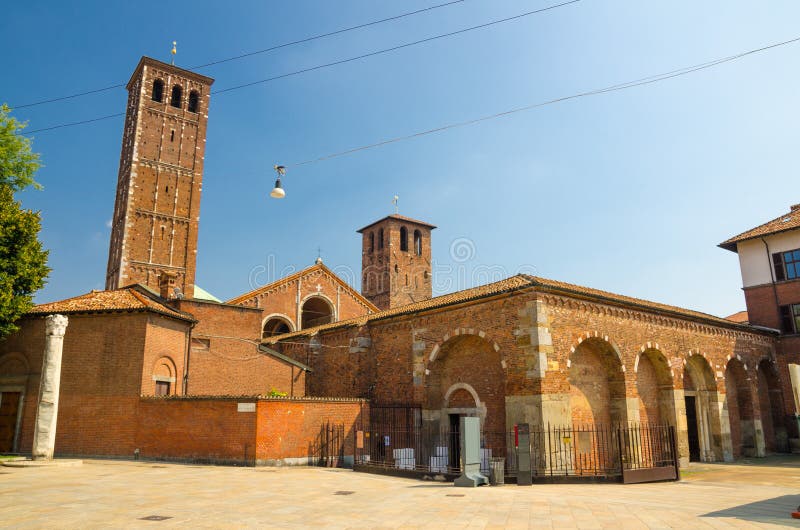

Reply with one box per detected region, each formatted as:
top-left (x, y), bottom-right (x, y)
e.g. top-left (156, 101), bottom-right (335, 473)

top-left (719, 204), bottom-right (800, 251)
top-left (725, 310), bottom-right (749, 324)
top-left (357, 214), bottom-right (437, 233)
top-left (27, 285), bottom-right (195, 322)
top-left (226, 262), bottom-right (378, 311)
top-left (264, 274), bottom-right (765, 344)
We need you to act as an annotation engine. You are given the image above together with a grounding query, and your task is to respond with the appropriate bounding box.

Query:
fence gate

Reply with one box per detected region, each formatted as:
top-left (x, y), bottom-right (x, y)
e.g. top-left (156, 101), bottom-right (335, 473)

top-left (353, 405), bottom-right (678, 484)
top-left (311, 422), bottom-right (345, 468)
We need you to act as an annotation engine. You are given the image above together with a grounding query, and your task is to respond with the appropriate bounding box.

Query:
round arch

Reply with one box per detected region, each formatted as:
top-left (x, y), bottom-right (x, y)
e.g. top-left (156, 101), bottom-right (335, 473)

top-left (757, 359), bottom-right (788, 453)
top-left (300, 294), bottom-right (335, 329)
top-left (568, 336), bottom-right (628, 427)
top-left (683, 352), bottom-right (725, 462)
top-left (634, 347), bottom-right (677, 426)
top-left (152, 356), bottom-right (177, 396)
top-left (725, 357), bottom-right (755, 458)
top-left (424, 333), bottom-right (505, 436)
top-left (262, 313), bottom-right (295, 338)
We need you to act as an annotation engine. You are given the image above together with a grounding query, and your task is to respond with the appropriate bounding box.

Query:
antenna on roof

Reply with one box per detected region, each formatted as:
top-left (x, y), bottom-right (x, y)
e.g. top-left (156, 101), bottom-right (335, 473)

top-left (170, 41), bottom-right (177, 65)
top-left (392, 195), bottom-right (399, 214)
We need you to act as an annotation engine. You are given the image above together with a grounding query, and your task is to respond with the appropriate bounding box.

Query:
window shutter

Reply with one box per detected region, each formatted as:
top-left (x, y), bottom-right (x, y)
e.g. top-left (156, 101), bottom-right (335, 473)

top-left (773, 252), bottom-right (786, 281)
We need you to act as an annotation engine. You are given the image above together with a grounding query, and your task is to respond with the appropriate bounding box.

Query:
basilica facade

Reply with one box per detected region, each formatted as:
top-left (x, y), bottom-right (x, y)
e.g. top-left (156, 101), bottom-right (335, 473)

top-left (0, 56), bottom-right (797, 470)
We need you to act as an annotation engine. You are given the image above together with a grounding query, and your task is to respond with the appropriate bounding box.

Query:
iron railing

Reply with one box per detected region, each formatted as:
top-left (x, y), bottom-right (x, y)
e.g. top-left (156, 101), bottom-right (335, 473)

top-left (355, 418), bottom-right (677, 480)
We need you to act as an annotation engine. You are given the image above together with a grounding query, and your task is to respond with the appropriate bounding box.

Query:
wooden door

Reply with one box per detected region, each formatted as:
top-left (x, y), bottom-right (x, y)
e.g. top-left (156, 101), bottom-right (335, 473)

top-left (0, 392), bottom-right (21, 452)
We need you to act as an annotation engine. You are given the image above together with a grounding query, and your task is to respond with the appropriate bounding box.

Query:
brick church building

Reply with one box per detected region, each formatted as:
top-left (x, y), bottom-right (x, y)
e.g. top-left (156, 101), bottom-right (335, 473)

top-left (0, 56), bottom-right (797, 471)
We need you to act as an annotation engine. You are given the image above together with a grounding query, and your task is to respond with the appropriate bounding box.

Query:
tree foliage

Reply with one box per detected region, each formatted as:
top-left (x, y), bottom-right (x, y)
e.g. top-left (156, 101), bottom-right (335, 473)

top-left (0, 104), bottom-right (42, 191)
top-left (0, 104), bottom-right (49, 339)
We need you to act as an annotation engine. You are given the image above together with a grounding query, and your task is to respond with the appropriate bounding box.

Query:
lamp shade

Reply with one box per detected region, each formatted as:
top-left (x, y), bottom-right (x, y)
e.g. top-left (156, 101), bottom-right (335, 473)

top-left (270, 178), bottom-right (285, 199)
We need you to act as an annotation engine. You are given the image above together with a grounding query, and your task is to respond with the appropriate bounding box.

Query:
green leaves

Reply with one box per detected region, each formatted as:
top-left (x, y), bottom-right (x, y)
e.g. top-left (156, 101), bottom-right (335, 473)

top-left (0, 104), bottom-right (42, 192)
top-left (0, 105), bottom-right (49, 339)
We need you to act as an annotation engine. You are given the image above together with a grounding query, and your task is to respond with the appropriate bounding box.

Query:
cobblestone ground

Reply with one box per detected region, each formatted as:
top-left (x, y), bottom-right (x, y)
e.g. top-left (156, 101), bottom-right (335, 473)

top-left (2, 456), bottom-right (800, 528)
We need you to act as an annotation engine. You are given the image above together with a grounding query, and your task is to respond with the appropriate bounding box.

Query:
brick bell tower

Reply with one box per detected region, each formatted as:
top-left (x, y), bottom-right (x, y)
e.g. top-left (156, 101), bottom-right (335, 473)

top-left (106, 56), bottom-right (214, 299)
top-left (358, 214), bottom-right (436, 310)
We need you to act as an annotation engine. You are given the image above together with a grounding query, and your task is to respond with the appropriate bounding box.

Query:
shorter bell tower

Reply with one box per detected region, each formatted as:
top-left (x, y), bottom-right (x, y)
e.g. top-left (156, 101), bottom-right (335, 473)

top-left (358, 214), bottom-right (435, 310)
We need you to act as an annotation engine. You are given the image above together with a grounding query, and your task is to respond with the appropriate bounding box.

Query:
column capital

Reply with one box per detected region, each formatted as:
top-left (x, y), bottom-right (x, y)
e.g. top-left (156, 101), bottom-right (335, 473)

top-left (45, 314), bottom-right (69, 337)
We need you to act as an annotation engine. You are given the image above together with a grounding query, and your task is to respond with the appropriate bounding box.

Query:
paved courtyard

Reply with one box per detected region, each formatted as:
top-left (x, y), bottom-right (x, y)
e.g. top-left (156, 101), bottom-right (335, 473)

top-left (2, 456), bottom-right (800, 529)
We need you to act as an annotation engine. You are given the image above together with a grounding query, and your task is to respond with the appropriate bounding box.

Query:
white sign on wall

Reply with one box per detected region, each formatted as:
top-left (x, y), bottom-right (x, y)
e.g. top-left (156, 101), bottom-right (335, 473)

top-left (237, 402), bottom-right (256, 413)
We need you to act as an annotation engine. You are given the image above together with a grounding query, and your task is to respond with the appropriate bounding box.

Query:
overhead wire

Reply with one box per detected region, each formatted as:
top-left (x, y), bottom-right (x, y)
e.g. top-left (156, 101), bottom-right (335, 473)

top-left (11, 0), bottom-right (467, 110)
top-left (24, 0), bottom-right (582, 133)
top-left (285, 35), bottom-right (800, 168)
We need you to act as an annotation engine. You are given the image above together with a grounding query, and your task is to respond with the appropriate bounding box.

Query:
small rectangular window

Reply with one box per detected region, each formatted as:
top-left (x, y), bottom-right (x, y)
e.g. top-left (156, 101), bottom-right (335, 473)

top-left (155, 381), bottom-right (170, 396)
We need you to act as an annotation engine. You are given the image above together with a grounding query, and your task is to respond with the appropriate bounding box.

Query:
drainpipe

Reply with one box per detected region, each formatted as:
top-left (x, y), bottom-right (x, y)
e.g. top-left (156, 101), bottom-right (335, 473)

top-left (183, 321), bottom-right (195, 395)
top-left (760, 238), bottom-right (782, 328)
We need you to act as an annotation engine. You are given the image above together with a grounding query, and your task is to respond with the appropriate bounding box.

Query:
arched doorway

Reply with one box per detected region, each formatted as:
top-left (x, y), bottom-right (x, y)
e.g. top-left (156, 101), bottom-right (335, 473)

top-left (636, 348), bottom-right (677, 426)
top-left (683, 354), bottom-right (721, 462)
top-left (425, 335), bottom-right (503, 432)
top-left (0, 353), bottom-right (29, 453)
top-left (300, 296), bottom-right (334, 329)
top-left (757, 359), bottom-right (788, 453)
top-left (568, 338), bottom-right (627, 427)
top-left (262, 315), bottom-right (293, 338)
top-left (425, 334), bottom-right (504, 471)
top-left (725, 359), bottom-right (756, 458)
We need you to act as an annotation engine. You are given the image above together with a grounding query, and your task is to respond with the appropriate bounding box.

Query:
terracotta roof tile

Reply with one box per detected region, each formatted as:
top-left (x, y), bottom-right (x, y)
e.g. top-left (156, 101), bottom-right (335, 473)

top-left (725, 310), bottom-right (749, 324)
top-left (265, 274), bottom-right (764, 344)
top-left (720, 204), bottom-right (800, 251)
top-left (28, 285), bottom-right (195, 322)
top-left (357, 214), bottom-right (437, 233)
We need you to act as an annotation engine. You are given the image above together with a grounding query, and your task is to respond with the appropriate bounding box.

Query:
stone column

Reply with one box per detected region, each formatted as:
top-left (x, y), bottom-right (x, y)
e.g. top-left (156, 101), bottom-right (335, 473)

top-left (32, 314), bottom-right (69, 460)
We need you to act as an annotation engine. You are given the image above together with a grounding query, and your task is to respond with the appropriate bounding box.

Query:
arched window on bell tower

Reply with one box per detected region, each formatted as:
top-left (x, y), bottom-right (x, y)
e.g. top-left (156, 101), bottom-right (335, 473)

top-left (152, 79), bottom-right (164, 102)
top-left (170, 85), bottom-right (183, 108)
top-left (414, 230), bottom-right (422, 256)
top-left (400, 226), bottom-right (408, 252)
top-left (188, 90), bottom-right (199, 113)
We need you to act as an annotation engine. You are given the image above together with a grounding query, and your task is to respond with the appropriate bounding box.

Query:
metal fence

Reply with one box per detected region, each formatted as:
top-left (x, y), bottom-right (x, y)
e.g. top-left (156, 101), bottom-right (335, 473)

top-left (355, 409), bottom-right (677, 483)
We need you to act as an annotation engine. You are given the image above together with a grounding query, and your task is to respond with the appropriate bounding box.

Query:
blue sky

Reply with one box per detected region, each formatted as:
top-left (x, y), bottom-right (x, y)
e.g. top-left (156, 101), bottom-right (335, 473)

top-left (3, 0), bottom-right (799, 317)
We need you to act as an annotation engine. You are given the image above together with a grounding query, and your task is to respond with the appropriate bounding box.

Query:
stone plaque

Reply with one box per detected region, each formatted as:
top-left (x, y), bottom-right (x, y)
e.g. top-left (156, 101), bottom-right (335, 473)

top-left (237, 403), bottom-right (256, 413)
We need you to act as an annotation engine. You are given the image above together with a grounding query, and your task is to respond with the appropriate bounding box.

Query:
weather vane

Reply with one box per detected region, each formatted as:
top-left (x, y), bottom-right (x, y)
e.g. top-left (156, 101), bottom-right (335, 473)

top-left (171, 41), bottom-right (177, 65)
top-left (392, 195), bottom-right (399, 214)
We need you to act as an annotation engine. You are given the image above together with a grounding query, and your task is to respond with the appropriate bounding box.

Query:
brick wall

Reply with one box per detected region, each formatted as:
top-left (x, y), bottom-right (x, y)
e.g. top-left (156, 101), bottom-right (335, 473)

top-left (255, 398), bottom-right (367, 465)
top-left (137, 398), bottom-right (257, 464)
top-left (0, 312), bottom-right (179, 456)
top-left (173, 300), bottom-right (306, 397)
top-left (744, 281), bottom-right (800, 329)
top-left (231, 264), bottom-right (374, 333)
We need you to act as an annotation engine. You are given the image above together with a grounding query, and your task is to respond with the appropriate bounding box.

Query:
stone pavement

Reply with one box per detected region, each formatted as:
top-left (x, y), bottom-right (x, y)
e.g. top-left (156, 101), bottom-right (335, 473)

top-left (1, 456), bottom-right (799, 529)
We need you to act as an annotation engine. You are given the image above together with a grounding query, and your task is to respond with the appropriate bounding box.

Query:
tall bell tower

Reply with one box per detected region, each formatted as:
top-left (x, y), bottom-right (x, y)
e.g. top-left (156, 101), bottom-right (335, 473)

top-left (358, 214), bottom-right (435, 310)
top-left (106, 56), bottom-right (214, 299)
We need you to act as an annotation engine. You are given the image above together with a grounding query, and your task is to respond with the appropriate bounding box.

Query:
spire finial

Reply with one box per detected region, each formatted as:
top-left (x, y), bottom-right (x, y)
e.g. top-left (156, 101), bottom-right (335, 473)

top-left (392, 195), bottom-right (399, 214)
top-left (171, 41), bottom-right (177, 65)
top-left (315, 246), bottom-right (323, 265)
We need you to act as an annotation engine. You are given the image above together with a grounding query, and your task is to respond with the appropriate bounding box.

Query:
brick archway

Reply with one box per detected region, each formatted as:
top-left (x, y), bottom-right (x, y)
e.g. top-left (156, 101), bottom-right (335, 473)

top-left (757, 358), bottom-right (788, 453)
top-left (567, 336), bottom-right (628, 426)
top-left (725, 357), bottom-right (757, 458)
top-left (429, 328), bottom-right (505, 369)
top-left (683, 352), bottom-right (727, 462)
top-left (634, 347), bottom-right (676, 427)
top-left (424, 334), bottom-right (504, 435)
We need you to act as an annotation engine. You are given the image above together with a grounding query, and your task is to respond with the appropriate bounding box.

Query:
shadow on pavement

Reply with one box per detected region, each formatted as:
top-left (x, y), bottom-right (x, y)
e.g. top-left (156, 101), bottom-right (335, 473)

top-left (702, 494), bottom-right (800, 526)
